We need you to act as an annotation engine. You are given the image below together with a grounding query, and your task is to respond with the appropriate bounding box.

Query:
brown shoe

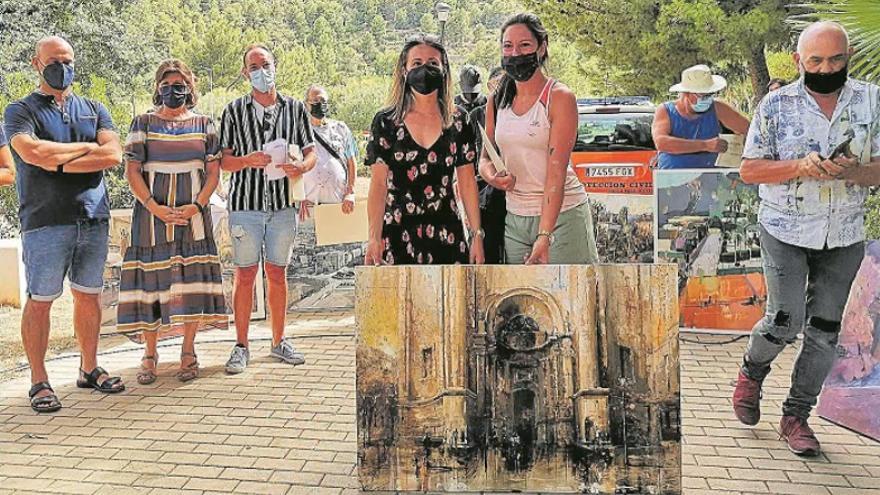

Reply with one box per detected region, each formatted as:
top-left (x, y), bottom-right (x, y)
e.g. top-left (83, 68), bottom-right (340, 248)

top-left (733, 370), bottom-right (762, 426)
top-left (780, 415), bottom-right (821, 456)
top-left (137, 354), bottom-right (158, 385)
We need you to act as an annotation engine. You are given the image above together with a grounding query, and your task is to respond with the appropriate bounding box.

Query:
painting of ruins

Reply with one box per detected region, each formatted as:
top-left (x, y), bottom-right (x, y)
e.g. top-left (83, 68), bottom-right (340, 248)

top-left (818, 240), bottom-right (880, 441)
top-left (589, 194), bottom-right (654, 264)
top-left (287, 211), bottom-right (363, 311)
top-left (654, 170), bottom-right (765, 333)
top-left (356, 265), bottom-right (681, 494)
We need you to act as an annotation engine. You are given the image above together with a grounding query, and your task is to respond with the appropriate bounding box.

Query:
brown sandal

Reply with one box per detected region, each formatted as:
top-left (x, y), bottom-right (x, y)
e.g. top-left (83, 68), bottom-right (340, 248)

top-left (176, 352), bottom-right (199, 382)
top-left (137, 355), bottom-right (158, 385)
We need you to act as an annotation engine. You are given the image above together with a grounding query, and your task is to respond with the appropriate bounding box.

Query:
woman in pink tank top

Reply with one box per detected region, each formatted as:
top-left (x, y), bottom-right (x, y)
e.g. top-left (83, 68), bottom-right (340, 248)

top-left (478, 13), bottom-right (598, 265)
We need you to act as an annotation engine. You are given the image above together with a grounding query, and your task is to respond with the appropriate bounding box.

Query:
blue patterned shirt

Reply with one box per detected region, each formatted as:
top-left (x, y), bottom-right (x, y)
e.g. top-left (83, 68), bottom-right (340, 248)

top-left (743, 78), bottom-right (880, 249)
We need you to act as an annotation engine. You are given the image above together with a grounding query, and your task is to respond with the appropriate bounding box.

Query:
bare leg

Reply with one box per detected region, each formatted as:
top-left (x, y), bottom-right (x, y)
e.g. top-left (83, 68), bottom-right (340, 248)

top-left (265, 263), bottom-right (288, 346)
top-left (181, 322), bottom-right (198, 365)
top-left (72, 288), bottom-right (101, 372)
top-left (233, 265), bottom-right (259, 347)
top-left (143, 331), bottom-right (158, 368)
top-left (72, 288), bottom-right (122, 389)
top-left (21, 298), bottom-right (53, 399)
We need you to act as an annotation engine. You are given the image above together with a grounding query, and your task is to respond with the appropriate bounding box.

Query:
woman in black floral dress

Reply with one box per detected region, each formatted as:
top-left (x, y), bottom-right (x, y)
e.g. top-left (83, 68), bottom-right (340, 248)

top-left (365, 34), bottom-right (484, 265)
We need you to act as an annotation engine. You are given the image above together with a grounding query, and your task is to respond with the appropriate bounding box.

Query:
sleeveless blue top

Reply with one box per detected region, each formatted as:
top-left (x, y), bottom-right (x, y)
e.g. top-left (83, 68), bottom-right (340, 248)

top-left (657, 101), bottom-right (721, 169)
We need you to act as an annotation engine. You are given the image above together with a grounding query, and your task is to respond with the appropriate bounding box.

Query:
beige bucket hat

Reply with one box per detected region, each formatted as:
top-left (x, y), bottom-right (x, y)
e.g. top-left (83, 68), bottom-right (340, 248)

top-left (669, 64), bottom-right (727, 94)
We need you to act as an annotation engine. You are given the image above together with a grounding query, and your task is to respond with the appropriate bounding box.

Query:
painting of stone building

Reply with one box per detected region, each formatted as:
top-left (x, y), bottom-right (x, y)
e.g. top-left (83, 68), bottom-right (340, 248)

top-left (819, 240), bottom-right (880, 441)
top-left (356, 265), bottom-right (680, 494)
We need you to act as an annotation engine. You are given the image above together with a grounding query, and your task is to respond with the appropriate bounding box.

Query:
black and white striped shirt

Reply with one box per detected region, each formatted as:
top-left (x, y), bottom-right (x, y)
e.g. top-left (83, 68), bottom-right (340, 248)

top-left (220, 92), bottom-right (315, 212)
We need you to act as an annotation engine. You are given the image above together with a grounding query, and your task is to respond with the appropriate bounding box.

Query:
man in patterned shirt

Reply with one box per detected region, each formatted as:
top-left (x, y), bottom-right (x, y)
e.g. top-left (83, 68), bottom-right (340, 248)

top-left (733, 21), bottom-right (880, 456)
top-left (219, 43), bottom-right (317, 373)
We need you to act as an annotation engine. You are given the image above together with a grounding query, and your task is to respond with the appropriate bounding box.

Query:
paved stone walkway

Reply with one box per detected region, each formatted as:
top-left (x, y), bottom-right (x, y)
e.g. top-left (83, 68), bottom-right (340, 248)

top-left (0, 313), bottom-right (877, 494)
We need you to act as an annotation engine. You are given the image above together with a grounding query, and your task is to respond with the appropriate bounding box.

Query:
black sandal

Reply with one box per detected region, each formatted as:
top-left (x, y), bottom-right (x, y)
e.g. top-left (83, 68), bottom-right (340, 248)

top-left (29, 382), bottom-right (62, 413)
top-left (76, 367), bottom-right (125, 394)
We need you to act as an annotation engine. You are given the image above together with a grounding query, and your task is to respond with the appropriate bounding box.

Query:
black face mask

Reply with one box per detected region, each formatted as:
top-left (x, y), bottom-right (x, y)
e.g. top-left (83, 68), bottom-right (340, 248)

top-left (802, 64), bottom-right (848, 95)
top-left (158, 84), bottom-right (189, 109)
top-left (310, 101), bottom-right (329, 119)
top-left (42, 61), bottom-right (75, 91)
top-left (406, 65), bottom-right (444, 95)
top-left (502, 52), bottom-right (541, 82)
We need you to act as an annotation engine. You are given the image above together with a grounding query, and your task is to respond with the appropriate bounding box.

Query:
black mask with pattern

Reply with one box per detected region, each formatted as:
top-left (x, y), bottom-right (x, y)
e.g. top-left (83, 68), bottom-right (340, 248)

top-left (501, 52), bottom-right (541, 82)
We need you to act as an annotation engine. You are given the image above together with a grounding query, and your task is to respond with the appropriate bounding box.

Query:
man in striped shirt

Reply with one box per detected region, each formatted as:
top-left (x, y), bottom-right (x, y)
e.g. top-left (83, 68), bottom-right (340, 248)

top-left (219, 43), bottom-right (317, 374)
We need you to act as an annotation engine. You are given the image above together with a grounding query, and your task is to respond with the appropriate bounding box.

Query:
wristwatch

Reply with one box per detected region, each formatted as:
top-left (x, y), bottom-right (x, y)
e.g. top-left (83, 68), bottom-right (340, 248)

top-left (468, 228), bottom-right (485, 245)
top-left (193, 201), bottom-right (206, 214)
top-left (536, 230), bottom-right (555, 245)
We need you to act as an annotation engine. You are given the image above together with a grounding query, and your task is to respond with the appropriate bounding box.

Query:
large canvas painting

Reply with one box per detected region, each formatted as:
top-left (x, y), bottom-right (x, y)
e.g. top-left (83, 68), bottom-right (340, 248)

top-left (356, 265), bottom-right (681, 494)
top-left (818, 240), bottom-right (880, 441)
top-left (654, 169), bottom-right (765, 333)
top-left (589, 193), bottom-right (654, 264)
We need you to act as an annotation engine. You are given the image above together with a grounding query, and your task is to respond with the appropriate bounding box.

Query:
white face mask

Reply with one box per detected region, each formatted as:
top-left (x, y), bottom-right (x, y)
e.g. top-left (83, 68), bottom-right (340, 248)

top-left (249, 67), bottom-right (275, 93)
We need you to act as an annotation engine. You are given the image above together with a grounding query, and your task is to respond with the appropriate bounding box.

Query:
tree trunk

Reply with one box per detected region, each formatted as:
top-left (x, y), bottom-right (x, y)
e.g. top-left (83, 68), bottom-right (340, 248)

top-left (748, 45), bottom-right (770, 108)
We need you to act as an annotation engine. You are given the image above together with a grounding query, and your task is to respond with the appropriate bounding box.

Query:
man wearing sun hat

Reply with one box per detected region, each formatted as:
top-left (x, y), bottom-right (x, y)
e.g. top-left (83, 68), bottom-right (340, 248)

top-left (653, 64), bottom-right (750, 169)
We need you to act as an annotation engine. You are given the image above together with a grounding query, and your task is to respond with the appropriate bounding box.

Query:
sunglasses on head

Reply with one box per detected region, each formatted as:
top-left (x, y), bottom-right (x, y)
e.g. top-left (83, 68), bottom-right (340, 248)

top-left (158, 83), bottom-right (190, 96)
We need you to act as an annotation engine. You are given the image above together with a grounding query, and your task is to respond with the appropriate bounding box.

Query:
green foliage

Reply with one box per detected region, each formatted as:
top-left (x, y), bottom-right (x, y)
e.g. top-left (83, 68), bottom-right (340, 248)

top-left (866, 188), bottom-right (880, 240)
top-left (525, 0), bottom-right (791, 100)
top-left (766, 50), bottom-right (799, 82)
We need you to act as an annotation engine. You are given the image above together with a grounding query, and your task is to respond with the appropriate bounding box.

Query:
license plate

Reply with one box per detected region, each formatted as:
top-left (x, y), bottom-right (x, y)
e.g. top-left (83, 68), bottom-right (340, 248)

top-left (588, 166), bottom-right (636, 178)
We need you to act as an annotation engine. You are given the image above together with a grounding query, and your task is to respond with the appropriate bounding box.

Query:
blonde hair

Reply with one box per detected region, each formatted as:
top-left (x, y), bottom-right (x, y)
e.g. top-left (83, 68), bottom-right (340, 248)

top-left (386, 34), bottom-right (454, 128)
top-left (152, 59), bottom-right (199, 109)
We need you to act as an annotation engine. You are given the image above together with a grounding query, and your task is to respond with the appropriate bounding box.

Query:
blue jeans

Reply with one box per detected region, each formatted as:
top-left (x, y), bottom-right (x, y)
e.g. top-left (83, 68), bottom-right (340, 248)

top-left (228, 207), bottom-right (298, 267)
top-left (21, 219), bottom-right (110, 301)
top-left (743, 225), bottom-right (864, 419)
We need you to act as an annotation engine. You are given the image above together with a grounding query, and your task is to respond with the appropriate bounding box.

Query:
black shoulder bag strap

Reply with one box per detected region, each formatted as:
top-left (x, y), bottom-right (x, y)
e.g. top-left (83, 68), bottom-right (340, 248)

top-left (312, 129), bottom-right (348, 184)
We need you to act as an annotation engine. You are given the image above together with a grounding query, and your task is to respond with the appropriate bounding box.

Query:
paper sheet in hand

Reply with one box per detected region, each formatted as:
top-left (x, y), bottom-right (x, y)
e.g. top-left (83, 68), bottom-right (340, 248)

top-left (314, 201), bottom-right (368, 246)
top-left (263, 138), bottom-right (288, 180)
top-left (478, 124), bottom-right (507, 173)
top-left (287, 144), bottom-right (305, 201)
top-left (715, 134), bottom-right (745, 168)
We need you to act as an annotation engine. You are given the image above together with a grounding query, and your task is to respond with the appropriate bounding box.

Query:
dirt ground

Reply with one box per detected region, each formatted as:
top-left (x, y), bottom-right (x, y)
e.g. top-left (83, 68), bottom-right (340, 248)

top-left (0, 295), bottom-right (80, 377)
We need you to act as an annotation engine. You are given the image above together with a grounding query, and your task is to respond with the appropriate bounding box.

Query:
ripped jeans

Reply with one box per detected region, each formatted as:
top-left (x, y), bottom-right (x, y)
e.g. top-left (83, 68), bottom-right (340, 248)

top-left (743, 226), bottom-right (864, 419)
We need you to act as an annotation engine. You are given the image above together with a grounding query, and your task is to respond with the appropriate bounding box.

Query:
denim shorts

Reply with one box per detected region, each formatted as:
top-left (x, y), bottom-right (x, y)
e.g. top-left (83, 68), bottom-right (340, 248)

top-left (228, 207), bottom-right (298, 267)
top-left (21, 219), bottom-right (110, 301)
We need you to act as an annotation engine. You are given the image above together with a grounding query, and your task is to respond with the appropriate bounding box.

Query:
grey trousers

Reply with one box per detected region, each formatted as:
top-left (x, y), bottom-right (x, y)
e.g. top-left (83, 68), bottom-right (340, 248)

top-left (742, 225), bottom-right (864, 419)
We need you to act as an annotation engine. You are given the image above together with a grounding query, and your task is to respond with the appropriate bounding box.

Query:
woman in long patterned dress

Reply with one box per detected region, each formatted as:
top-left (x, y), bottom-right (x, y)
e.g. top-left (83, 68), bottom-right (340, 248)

top-left (364, 34), bottom-right (484, 265)
top-left (120, 59), bottom-right (226, 384)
